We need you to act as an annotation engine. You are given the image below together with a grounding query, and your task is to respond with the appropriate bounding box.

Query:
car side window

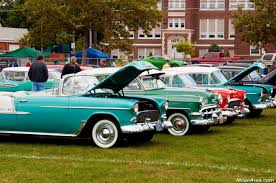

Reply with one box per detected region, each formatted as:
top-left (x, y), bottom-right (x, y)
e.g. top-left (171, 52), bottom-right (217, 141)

top-left (221, 70), bottom-right (233, 80)
top-left (203, 53), bottom-right (211, 58)
top-left (190, 74), bottom-right (209, 85)
top-left (263, 54), bottom-right (273, 60)
top-left (172, 76), bottom-right (184, 87)
top-left (160, 77), bottom-right (171, 87)
top-left (125, 79), bottom-right (141, 90)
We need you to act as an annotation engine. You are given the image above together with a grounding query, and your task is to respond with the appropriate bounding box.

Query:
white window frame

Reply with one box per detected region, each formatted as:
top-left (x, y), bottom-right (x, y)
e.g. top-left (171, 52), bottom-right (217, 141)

top-left (168, 0), bottom-right (186, 10)
top-left (168, 18), bottom-right (185, 29)
top-left (200, 19), bottom-right (225, 40)
top-left (229, 0), bottom-right (255, 10)
top-left (138, 48), bottom-right (161, 58)
top-left (200, 0), bottom-right (225, 10)
top-left (229, 19), bottom-right (235, 40)
top-left (250, 45), bottom-right (262, 56)
top-left (157, 0), bottom-right (162, 10)
top-left (138, 28), bottom-right (162, 39)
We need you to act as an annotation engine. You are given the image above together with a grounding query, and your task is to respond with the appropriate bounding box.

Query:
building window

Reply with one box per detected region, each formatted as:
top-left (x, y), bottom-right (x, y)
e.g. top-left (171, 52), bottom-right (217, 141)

top-left (229, 0), bottom-right (255, 10)
top-left (200, 19), bottom-right (224, 39)
top-left (229, 19), bottom-right (235, 39)
top-left (138, 48), bottom-right (162, 58)
top-left (157, 0), bottom-right (162, 10)
top-left (250, 46), bottom-right (261, 56)
top-left (200, 0), bottom-right (225, 10)
top-left (168, 18), bottom-right (185, 29)
top-left (138, 27), bottom-right (162, 39)
top-left (168, 0), bottom-right (185, 9)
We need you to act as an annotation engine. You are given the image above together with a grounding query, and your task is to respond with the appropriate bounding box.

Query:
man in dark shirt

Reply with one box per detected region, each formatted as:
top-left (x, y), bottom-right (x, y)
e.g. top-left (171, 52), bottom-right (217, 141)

top-left (28, 55), bottom-right (48, 91)
top-left (61, 56), bottom-right (81, 78)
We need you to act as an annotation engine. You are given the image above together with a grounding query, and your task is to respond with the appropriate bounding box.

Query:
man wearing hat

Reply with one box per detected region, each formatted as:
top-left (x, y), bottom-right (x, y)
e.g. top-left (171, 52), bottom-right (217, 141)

top-left (61, 56), bottom-right (81, 78)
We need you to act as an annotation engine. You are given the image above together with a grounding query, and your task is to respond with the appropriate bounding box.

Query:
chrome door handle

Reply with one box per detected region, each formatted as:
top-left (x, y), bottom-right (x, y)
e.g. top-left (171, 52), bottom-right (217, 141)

top-left (19, 100), bottom-right (28, 103)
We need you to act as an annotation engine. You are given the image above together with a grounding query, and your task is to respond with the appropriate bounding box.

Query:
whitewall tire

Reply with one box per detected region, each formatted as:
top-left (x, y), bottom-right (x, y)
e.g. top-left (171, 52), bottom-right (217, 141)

top-left (168, 113), bottom-right (190, 136)
top-left (92, 119), bottom-right (119, 148)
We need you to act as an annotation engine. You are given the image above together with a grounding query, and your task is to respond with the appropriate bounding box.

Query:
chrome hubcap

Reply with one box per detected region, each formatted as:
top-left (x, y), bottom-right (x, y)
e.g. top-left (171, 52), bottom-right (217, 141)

top-left (96, 124), bottom-right (115, 145)
top-left (173, 117), bottom-right (186, 131)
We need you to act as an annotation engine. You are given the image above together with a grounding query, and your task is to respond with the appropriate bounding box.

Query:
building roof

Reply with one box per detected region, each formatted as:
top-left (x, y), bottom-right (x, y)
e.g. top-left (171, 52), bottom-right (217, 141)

top-left (0, 27), bottom-right (28, 42)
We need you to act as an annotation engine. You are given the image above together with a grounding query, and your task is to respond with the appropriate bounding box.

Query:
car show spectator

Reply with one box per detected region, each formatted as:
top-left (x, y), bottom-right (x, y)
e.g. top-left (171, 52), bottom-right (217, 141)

top-left (99, 59), bottom-right (108, 67)
top-left (25, 60), bottom-right (31, 67)
top-left (162, 60), bottom-right (171, 70)
top-left (61, 56), bottom-right (81, 78)
top-left (28, 55), bottom-right (48, 91)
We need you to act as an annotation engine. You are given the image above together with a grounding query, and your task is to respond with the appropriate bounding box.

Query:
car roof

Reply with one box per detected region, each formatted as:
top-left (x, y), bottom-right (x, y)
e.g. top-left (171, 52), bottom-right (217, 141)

top-left (78, 67), bottom-right (121, 75)
top-left (163, 66), bottom-right (220, 74)
top-left (218, 66), bottom-right (245, 69)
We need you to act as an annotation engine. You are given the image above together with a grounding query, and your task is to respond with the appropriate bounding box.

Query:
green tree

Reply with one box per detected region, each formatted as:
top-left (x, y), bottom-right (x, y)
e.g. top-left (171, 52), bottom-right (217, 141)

top-left (232, 0), bottom-right (276, 48)
top-left (173, 41), bottom-right (195, 59)
top-left (209, 43), bottom-right (221, 52)
top-left (24, 0), bottom-right (162, 64)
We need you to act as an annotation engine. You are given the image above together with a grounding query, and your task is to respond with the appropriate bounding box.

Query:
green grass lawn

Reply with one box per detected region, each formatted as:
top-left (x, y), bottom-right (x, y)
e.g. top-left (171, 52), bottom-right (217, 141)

top-left (0, 109), bottom-right (275, 183)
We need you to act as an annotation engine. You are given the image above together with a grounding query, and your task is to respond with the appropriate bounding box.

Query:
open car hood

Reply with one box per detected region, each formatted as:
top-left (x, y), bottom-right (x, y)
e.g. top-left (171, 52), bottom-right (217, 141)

top-left (91, 61), bottom-right (158, 93)
top-left (225, 62), bottom-right (266, 84)
top-left (260, 69), bottom-right (276, 84)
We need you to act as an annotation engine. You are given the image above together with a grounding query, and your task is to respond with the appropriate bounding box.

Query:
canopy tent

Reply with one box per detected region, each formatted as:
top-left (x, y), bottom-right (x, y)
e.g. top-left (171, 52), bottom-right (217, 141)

top-left (75, 48), bottom-right (110, 58)
top-left (0, 47), bottom-right (49, 58)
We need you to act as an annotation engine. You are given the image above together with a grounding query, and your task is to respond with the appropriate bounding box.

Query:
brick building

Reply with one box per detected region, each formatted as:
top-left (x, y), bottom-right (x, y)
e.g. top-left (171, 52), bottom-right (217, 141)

top-left (111, 0), bottom-right (275, 60)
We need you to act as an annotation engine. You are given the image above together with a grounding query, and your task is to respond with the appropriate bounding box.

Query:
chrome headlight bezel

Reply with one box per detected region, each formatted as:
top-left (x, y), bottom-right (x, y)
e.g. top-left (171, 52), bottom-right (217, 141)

top-left (162, 101), bottom-right (169, 110)
top-left (132, 103), bottom-right (139, 113)
top-left (199, 97), bottom-right (206, 106)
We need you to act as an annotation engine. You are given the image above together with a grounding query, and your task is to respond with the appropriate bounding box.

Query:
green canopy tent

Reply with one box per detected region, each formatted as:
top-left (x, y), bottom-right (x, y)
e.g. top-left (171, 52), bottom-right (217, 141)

top-left (0, 47), bottom-right (49, 58)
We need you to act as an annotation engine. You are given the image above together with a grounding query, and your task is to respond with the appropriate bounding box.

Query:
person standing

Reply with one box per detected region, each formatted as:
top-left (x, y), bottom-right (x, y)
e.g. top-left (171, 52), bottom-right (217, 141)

top-left (61, 56), bottom-right (81, 78)
top-left (28, 55), bottom-right (48, 91)
top-left (162, 60), bottom-right (171, 70)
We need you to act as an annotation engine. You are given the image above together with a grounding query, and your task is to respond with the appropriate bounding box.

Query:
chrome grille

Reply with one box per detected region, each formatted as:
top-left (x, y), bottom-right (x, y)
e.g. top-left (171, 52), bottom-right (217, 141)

top-left (228, 100), bottom-right (241, 108)
top-left (201, 106), bottom-right (217, 119)
top-left (136, 110), bottom-right (160, 123)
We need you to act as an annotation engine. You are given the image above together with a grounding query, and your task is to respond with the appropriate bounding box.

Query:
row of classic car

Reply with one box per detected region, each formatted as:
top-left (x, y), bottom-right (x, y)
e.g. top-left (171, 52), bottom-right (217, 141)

top-left (0, 61), bottom-right (275, 148)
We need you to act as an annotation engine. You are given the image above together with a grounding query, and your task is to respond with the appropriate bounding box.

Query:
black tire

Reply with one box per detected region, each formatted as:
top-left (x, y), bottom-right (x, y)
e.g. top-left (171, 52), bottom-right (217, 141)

top-left (248, 109), bottom-right (263, 118)
top-left (225, 117), bottom-right (236, 124)
top-left (167, 113), bottom-right (191, 136)
top-left (128, 131), bottom-right (154, 144)
top-left (192, 61), bottom-right (199, 64)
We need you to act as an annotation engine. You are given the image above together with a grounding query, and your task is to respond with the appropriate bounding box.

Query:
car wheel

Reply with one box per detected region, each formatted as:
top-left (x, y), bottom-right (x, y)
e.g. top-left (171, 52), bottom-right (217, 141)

top-left (128, 131), bottom-right (155, 144)
top-left (248, 109), bottom-right (263, 118)
top-left (168, 113), bottom-right (190, 136)
top-left (171, 64), bottom-right (178, 67)
top-left (91, 119), bottom-right (119, 148)
top-left (225, 117), bottom-right (235, 124)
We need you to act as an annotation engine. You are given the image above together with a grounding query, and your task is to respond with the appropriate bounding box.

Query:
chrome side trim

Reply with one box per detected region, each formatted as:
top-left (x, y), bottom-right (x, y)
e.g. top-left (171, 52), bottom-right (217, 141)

top-left (0, 111), bottom-right (30, 115)
top-left (40, 106), bottom-right (130, 110)
top-left (0, 131), bottom-right (77, 137)
top-left (74, 121), bottom-right (87, 136)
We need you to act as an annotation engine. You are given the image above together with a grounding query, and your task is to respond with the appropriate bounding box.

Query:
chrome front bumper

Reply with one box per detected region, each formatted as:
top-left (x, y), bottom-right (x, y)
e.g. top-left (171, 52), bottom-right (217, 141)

top-left (252, 103), bottom-right (267, 110)
top-left (121, 120), bottom-right (172, 134)
top-left (191, 108), bottom-right (224, 125)
top-left (222, 106), bottom-right (250, 118)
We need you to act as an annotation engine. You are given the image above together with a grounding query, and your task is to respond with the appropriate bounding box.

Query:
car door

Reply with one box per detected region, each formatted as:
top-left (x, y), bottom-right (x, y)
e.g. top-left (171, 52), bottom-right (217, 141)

top-left (15, 96), bottom-right (71, 134)
top-left (0, 96), bottom-right (16, 131)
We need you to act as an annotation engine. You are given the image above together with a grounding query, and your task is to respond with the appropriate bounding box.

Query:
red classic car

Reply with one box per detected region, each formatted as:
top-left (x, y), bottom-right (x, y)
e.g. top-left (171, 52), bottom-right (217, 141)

top-left (191, 52), bottom-right (242, 65)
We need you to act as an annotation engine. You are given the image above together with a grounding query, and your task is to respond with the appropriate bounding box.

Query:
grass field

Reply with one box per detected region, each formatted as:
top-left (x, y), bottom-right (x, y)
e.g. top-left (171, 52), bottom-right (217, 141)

top-left (0, 109), bottom-right (275, 183)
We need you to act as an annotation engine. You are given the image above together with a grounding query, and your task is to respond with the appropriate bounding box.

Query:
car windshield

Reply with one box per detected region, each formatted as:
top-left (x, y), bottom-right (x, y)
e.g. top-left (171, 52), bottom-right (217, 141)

top-left (163, 56), bottom-right (172, 60)
top-left (249, 70), bottom-right (262, 81)
top-left (178, 74), bottom-right (197, 87)
top-left (49, 71), bottom-right (61, 80)
top-left (210, 71), bottom-right (228, 84)
top-left (3, 71), bottom-right (26, 81)
top-left (140, 76), bottom-right (166, 89)
top-left (62, 75), bottom-right (104, 95)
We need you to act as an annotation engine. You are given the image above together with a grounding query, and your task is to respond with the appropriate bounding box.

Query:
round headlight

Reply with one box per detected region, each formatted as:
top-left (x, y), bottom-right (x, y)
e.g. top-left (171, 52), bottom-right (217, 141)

top-left (244, 93), bottom-right (247, 100)
top-left (199, 97), bottom-right (206, 106)
top-left (162, 101), bottom-right (169, 110)
top-left (271, 88), bottom-right (273, 95)
top-left (227, 95), bottom-right (231, 102)
top-left (132, 103), bottom-right (139, 113)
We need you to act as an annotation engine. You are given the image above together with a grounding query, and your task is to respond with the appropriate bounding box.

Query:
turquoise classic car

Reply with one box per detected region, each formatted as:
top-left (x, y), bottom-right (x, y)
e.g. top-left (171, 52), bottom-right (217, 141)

top-left (0, 67), bottom-right (60, 92)
top-left (80, 62), bottom-right (224, 136)
top-left (0, 62), bottom-right (171, 148)
top-left (164, 63), bottom-right (274, 117)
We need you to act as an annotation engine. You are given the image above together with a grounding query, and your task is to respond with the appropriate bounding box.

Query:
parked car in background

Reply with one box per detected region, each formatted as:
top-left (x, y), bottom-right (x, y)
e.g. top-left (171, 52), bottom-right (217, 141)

top-left (220, 66), bottom-right (276, 99)
top-left (165, 63), bottom-right (275, 117)
top-left (80, 63), bottom-right (224, 136)
top-left (260, 53), bottom-right (276, 67)
top-left (141, 56), bottom-right (187, 69)
top-left (0, 61), bottom-right (171, 148)
top-left (191, 52), bottom-right (242, 65)
top-left (160, 70), bottom-right (249, 122)
top-left (0, 67), bottom-right (61, 92)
